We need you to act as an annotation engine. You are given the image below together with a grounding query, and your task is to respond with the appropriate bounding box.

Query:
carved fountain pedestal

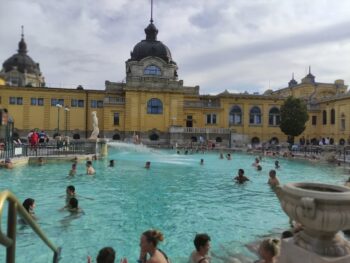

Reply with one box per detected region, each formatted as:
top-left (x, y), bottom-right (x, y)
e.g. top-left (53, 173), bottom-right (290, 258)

top-left (275, 182), bottom-right (350, 263)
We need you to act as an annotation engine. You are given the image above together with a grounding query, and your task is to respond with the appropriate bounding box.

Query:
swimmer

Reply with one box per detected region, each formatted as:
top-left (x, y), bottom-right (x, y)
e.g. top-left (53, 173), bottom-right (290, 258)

top-left (234, 169), bottom-right (250, 184)
top-left (268, 170), bottom-right (280, 187)
top-left (257, 165), bottom-right (262, 171)
top-left (67, 197), bottom-right (84, 214)
top-left (200, 159), bottom-right (204, 165)
top-left (139, 229), bottom-right (169, 263)
top-left (86, 160), bottom-right (96, 175)
top-left (69, 163), bottom-right (77, 177)
top-left (88, 247), bottom-right (127, 263)
top-left (38, 157), bottom-right (45, 166)
top-left (189, 233), bottom-right (211, 263)
top-left (252, 157), bottom-right (259, 167)
top-left (274, 160), bottom-right (280, 169)
top-left (255, 238), bottom-right (280, 263)
top-left (61, 185), bottom-right (93, 210)
top-left (109, 160), bottom-right (115, 167)
top-left (219, 153), bottom-right (224, 159)
top-left (226, 153), bottom-right (232, 160)
top-left (177, 150), bottom-right (180, 154)
top-left (22, 198), bottom-right (37, 221)
top-left (0, 158), bottom-right (13, 169)
top-left (145, 161), bottom-right (151, 169)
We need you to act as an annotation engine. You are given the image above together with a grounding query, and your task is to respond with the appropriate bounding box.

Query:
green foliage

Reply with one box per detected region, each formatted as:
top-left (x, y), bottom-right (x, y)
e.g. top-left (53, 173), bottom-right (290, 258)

top-left (280, 96), bottom-right (309, 138)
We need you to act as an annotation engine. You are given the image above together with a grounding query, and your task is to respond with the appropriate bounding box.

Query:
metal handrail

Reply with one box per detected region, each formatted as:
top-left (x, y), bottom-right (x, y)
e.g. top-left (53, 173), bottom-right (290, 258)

top-left (0, 190), bottom-right (61, 263)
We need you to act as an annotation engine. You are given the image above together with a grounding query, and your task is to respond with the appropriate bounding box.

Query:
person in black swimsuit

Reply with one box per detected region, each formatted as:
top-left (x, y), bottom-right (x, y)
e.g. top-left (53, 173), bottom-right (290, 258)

top-left (189, 233), bottom-right (211, 263)
top-left (139, 229), bottom-right (169, 263)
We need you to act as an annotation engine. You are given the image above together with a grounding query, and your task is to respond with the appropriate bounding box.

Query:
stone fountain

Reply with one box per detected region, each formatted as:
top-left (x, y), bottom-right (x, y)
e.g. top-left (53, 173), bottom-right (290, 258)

top-left (275, 182), bottom-right (350, 263)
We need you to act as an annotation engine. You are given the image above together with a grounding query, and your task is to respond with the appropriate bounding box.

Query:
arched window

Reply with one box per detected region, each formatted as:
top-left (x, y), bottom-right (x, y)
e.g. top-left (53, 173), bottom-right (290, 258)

top-left (229, 106), bottom-right (242, 125)
top-left (112, 134), bottom-right (121, 140)
top-left (144, 65), bottom-right (161, 76)
top-left (249, 106), bottom-right (262, 125)
top-left (251, 137), bottom-right (260, 145)
top-left (322, 110), bottom-right (327, 125)
top-left (149, 133), bottom-right (159, 141)
top-left (269, 107), bottom-right (280, 126)
top-left (330, 109), bottom-right (335, 125)
top-left (147, 98), bottom-right (163, 114)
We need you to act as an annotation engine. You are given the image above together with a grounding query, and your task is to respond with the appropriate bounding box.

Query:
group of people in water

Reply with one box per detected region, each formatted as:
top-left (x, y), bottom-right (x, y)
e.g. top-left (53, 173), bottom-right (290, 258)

top-left (87, 229), bottom-right (285, 263)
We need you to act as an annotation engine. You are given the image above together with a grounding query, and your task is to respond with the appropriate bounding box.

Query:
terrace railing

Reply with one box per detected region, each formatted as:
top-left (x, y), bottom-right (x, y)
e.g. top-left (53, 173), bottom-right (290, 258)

top-left (169, 127), bottom-right (231, 134)
top-left (0, 190), bottom-right (61, 263)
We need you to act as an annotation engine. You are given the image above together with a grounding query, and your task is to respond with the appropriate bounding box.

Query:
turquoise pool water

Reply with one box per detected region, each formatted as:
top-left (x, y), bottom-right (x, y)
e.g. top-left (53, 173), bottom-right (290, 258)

top-left (0, 143), bottom-right (349, 263)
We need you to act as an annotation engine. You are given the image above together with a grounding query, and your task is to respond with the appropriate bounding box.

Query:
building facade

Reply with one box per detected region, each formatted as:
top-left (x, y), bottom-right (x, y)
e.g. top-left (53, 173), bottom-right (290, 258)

top-left (0, 20), bottom-right (349, 146)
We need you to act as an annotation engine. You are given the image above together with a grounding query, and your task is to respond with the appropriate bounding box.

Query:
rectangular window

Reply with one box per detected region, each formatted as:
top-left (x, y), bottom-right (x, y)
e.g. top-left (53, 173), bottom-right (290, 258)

top-left (31, 98), bottom-right (37, 105)
top-left (38, 98), bottom-right (44, 106)
top-left (206, 114), bottom-right (217, 124)
top-left (91, 100), bottom-right (97, 108)
top-left (97, 100), bottom-right (103, 108)
top-left (71, 99), bottom-right (78, 107)
top-left (312, 116), bottom-right (317, 125)
top-left (58, 99), bottom-right (64, 106)
top-left (78, 100), bottom-right (84, 107)
top-left (113, 112), bottom-right (120, 125)
top-left (9, 97), bottom-right (16, 105)
top-left (17, 97), bottom-right (23, 105)
top-left (51, 98), bottom-right (57, 106)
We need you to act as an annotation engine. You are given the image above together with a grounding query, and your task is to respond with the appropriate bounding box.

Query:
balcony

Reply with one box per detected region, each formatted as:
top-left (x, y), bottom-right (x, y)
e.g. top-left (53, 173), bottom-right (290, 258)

top-left (169, 127), bottom-right (231, 134)
top-left (307, 104), bottom-right (320, 111)
top-left (184, 101), bottom-right (221, 109)
top-left (103, 97), bottom-right (125, 105)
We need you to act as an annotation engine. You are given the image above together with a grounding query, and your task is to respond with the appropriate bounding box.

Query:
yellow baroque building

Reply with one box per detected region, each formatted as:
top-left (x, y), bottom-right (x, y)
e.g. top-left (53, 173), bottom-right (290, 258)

top-left (0, 20), bottom-right (350, 147)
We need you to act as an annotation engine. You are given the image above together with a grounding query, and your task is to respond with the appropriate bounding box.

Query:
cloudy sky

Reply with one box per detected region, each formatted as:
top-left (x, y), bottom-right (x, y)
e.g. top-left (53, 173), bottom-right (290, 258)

top-left (1, 0), bottom-right (350, 94)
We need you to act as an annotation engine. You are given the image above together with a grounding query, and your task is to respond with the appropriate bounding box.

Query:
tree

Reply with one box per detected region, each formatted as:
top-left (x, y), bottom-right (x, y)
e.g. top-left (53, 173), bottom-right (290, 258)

top-left (280, 96), bottom-right (309, 145)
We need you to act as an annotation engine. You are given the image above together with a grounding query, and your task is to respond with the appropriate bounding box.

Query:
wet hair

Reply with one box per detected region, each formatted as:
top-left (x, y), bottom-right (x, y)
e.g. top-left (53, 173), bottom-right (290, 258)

top-left (194, 233), bottom-right (211, 252)
top-left (281, 231), bottom-right (293, 239)
top-left (238, 169), bottom-right (244, 175)
top-left (96, 247), bottom-right (115, 263)
top-left (72, 163), bottom-right (76, 169)
top-left (142, 229), bottom-right (164, 247)
top-left (269, 170), bottom-right (276, 177)
top-left (260, 238), bottom-right (280, 257)
top-left (22, 198), bottom-right (35, 212)
top-left (86, 160), bottom-right (92, 166)
top-left (69, 197), bottom-right (78, 209)
top-left (257, 165), bottom-right (262, 171)
top-left (67, 185), bottom-right (75, 193)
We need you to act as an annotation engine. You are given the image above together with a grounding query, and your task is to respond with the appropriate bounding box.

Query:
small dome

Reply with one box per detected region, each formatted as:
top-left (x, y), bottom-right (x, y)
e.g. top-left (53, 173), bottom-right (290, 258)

top-left (2, 34), bottom-right (41, 75)
top-left (129, 22), bottom-right (175, 64)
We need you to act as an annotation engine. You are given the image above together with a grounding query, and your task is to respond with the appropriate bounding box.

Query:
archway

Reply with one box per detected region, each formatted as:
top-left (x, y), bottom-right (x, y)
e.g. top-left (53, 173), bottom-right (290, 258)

top-left (112, 134), bottom-right (121, 140)
top-left (149, 133), bottom-right (159, 141)
top-left (251, 137), bottom-right (260, 145)
top-left (73, 133), bottom-right (80, 140)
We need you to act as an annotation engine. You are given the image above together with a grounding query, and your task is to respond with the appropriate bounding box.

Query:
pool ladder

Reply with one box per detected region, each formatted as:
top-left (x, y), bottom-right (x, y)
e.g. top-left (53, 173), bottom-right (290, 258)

top-left (0, 190), bottom-right (61, 263)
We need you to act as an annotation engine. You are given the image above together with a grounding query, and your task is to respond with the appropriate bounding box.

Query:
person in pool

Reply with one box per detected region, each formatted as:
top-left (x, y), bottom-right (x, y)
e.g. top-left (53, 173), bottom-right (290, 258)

top-left (109, 160), bottom-right (115, 167)
top-left (139, 229), bottom-right (169, 263)
top-left (345, 177), bottom-right (350, 188)
top-left (255, 238), bottom-right (280, 263)
top-left (88, 247), bottom-right (127, 263)
top-left (67, 197), bottom-right (84, 213)
top-left (200, 159), bottom-right (204, 165)
top-left (69, 163), bottom-right (77, 177)
top-left (268, 170), bottom-right (280, 187)
top-left (145, 161), bottom-right (151, 169)
top-left (189, 233), bottom-right (211, 263)
top-left (226, 153), bottom-right (232, 160)
top-left (274, 160), bottom-right (280, 169)
top-left (219, 153), bottom-right (224, 159)
top-left (256, 165), bottom-right (262, 171)
top-left (22, 198), bottom-right (37, 221)
top-left (86, 160), bottom-right (95, 175)
top-left (64, 185), bottom-right (76, 207)
top-left (234, 169), bottom-right (250, 184)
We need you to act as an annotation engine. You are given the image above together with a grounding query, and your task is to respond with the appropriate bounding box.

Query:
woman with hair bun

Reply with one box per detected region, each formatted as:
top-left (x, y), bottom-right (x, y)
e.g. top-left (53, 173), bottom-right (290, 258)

top-left (138, 229), bottom-right (169, 263)
top-left (255, 238), bottom-right (280, 263)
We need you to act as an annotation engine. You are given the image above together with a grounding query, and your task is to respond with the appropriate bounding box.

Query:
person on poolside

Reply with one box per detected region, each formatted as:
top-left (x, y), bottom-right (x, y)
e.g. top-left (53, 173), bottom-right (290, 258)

top-left (255, 238), bottom-right (280, 263)
top-left (234, 169), bottom-right (250, 184)
top-left (88, 247), bottom-right (128, 263)
top-left (69, 163), bottom-right (77, 177)
top-left (200, 159), bottom-right (204, 165)
top-left (139, 229), bottom-right (169, 263)
top-left (109, 160), bottom-right (115, 167)
top-left (22, 198), bottom-right (37, 221)
top-left (268, 170), bottom-right (280, 187)
top-left (274, 160), bottom-right (280, 169)
top-left (226, 153), bottom-right (232, 160)
top-left (86, 160), bottom-right (95, 175)
top-left (145, 161), bottom-right (151, 169)
top-left (189, 233), bottom-right (211, 263)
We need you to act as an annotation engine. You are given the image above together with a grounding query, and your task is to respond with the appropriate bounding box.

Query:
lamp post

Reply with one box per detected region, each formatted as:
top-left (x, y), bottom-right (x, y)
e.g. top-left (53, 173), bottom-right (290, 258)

top-left (64, 106), bottom-right (70, 136)
top-left (56, 104), bottom-right (62, 136)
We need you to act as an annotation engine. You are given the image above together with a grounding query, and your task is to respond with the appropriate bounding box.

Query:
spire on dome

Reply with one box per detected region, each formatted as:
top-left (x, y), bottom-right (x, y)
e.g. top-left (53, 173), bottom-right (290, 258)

top-left (288, 72), bottom-right (298, 87)
top-left (18, 25), bottom-right (28, 54)
top-left (144, 0), bottom-right (158, 41)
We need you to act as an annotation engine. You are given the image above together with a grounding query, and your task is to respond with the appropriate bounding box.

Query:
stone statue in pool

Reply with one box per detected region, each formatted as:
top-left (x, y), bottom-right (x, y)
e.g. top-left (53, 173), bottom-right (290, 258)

top-left (89, 111), bottom-right (99, 140)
